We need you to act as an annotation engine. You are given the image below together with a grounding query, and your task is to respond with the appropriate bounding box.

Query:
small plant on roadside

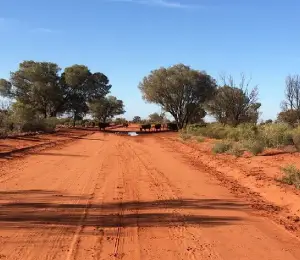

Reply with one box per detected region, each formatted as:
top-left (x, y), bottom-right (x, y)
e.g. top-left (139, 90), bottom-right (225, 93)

top-left (259, 123), bottom-right (293, 148)
top-left (212, 141), bottom-right (232, 154)
top-left (280, 164), bottom-right (300, 189)
top-left (179, 130), bottom-right (192, 141)
top-left (228, 143), bottom-right (244, 157)
top-left (243, 140), bottom-right (265, 155)
top-left (196, 136), bottom-right (205, 142)
top-left (292, 130), bottom-right (300, 151)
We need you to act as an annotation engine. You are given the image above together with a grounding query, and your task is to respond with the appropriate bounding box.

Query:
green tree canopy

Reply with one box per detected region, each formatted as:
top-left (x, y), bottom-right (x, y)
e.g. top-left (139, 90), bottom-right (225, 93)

top-left (138, 64), bottom-right (216, 129)
top-left (61, 65), bottom-right (111, 124)
top-left (148, 112), bottom-right (166, 123)
top-left (0, 61), bottom-right (63, 118)
top-left (89, 96), bottom-right (125, 123)
top-left (132, 116), bottom-right (141, 123)
top-left (206, 75), bottom-right (260, 126)
top-left (277, 109), bottom-right (300, 126)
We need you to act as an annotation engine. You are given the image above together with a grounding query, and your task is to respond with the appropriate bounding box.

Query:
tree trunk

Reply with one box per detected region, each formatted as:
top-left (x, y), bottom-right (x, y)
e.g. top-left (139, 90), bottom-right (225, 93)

top-left (73, 112), bottom-right (76, 127)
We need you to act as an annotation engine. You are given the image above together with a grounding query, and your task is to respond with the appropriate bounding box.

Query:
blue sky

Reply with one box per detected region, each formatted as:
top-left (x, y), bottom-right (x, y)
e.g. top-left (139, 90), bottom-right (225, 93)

top-left (1, 0), bottom-right (300, 121)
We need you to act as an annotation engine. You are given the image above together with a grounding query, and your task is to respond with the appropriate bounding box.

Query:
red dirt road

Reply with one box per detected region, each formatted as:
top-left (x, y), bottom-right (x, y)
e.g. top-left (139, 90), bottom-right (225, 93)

top-left (0, 132), bottom-right (300, 260)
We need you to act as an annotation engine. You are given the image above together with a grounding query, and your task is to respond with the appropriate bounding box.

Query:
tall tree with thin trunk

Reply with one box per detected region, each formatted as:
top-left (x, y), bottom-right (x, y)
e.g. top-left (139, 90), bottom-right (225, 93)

top-left (62, 65), bottom-right (111, 125)
top-left (279, 75), bottom-right (300, 125)
top-left (0, 61), bottom-right (63, 118)
top-left (206, 74), bottom-right (261, 126)
top-left (138, 64), bottom-right (216, 129)
top-left (89, 96), bottom-right (125, 123)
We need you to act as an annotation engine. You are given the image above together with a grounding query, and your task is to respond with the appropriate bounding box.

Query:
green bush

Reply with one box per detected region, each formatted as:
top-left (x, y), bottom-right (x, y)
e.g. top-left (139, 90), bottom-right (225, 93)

top-left (0, 111), bottom-right (11, 137)
top-left (179, 130), bottom-right (192, 141)
top-left (228, 143), bottom-right (244, 157)
top-left (196, 136), bottom-right (205, 142)
top-left (42, 117), bottom-right (58, 133)
top-left (259, 123), bottom-right (293, 148)
top-left (184, 122), bottom-right (300, 156)
top-left (291, 128), bottom-right (300, 151)
top-left (243, 140), bottom-right (265, 155)
top-left (280, 165), bottom-right (300, 189)
top-left (212, 141), bottom-right (232, 154)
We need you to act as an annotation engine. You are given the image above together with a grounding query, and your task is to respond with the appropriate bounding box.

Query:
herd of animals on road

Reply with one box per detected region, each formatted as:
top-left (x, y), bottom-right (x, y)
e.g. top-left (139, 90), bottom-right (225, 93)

top-left (97, 122), bottom-right (178, 132)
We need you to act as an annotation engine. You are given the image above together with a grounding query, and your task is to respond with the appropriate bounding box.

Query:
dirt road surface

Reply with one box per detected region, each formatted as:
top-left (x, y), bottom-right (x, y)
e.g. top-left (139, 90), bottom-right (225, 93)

top-left (1, 132), bottom-right (300, 260)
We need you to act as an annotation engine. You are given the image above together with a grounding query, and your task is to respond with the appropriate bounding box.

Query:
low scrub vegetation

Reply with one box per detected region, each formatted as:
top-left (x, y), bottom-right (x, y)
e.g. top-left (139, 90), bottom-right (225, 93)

top-left (185, 122), bottom-right (300, 156)
top-left (179, 130), bottom-right (192, 141)
top-left (280, 165), bottom-right (300, 189)
top-left (212, 141), bottom-right (232, 154)
top-left (228, 143), bottom-right (244, 157)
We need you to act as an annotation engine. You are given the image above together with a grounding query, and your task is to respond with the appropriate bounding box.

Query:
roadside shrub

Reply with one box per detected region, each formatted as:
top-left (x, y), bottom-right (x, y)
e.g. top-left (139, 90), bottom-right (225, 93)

top-left (259, 123), bottom-right (293, 148)
top-left (41, 117), bottom-right (58, 133)
top-left (212, 141), bottom-right (232, 154)
top-left (228, 143), bottom-right (244, 157)
top-left (291, 127), bottom-right (300, 151)
top-left (243, 140), bottom-right (265, 155)
top-left (280, 165), bottom-right (300, 189)
top-left (0, 111), bottom-right (11, 137)
top-left (196, 136), bottom-right (205, 142)
top-left (179, 130), bottom-right (192, 141)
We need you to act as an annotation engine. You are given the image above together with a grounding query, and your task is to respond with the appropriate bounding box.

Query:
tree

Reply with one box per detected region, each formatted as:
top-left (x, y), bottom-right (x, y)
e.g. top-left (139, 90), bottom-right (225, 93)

top-left (279, 75), bottom-right (300, 125)
top-left (62, 65), bottom-right (111, 125)
top-left (206, 75), bottom-right (261, 126)
top-left (189, 107), bottom-right (206, 124)
top-left (148, 112), bottom-right (166, 123)
top-left (132, 116), bottom-right (141, 123)
top-left (0, 79), bottom-right (13, 98)
top-left (277, 109), bottom-right (299, 126)
top-left (282, 75), bottom-right (300, 111)
top-left (115, 117), bottom-right (127, 125)
top-left (0, 61), bottom-right (63, 118)
top-left (89, 96), bottom-right (125, 123)
top-left (265, 119), bottom-right (273, 124)
top-left (138, 64), bottom-right (216, 129)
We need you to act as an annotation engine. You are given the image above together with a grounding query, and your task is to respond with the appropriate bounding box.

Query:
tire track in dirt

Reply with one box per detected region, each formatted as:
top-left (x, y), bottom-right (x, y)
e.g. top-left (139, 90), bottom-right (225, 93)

top-left (160, 137), bottom-right (300, 236)
top-left (125, 140), bottom-right (222, 260)
top-left (0, 133), bottom-right (108, 260)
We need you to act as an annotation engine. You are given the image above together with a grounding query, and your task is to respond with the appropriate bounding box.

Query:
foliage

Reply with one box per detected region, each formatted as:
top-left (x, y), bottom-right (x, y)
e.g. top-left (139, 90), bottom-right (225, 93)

top-left (0, 109), bottom-right (11, 137)
top-left (148, 112), bottom-right (166, 123)
top-left (280, 165), bottom-right (300, 189)
top-left (139, 64), bottom-right (216, 129)
top-left (132, 116), bottom-right (141, 123)
top-left (259, 123), bottom-right (293, 148)
top-left (89, 96), bottom-right (125, 123)
top-left (278, 75), bottom-right (300, 126)
top-left (0, 60), bottom-right (123, 133)
top-left (196, 136), bottom-right (205, 142)
top-left (277, 109), bottom-right (300, 126)
top-left (115, 117), bottom-right (127, 125)
top-left (265, 119), bottom-right (273, 124)
top-left (291, 128), bottom-right (300, 151)
top-left (189, 107), bottom-right (207, 124)
top-left (62, 65), bottom-right (111, 125)
top-left (179, 130), bottom-right (192, 141)
top-left (212, 141), bottom-right (232, 154)
top-left (228, 143), bottom-right (244, 157)
top-left (243, 140), bottom-right (265, 155)
top-left (0, 61), bottom-right (64, 118)
top-left (206, 75), bottom-right (260, 126)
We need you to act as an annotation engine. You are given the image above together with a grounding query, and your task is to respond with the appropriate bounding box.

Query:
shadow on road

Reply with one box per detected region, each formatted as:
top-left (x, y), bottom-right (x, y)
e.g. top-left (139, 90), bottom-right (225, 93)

top-left (0, 190), bottom-right (246, 232)
top-left (33, 152), bottom-right (89, 157)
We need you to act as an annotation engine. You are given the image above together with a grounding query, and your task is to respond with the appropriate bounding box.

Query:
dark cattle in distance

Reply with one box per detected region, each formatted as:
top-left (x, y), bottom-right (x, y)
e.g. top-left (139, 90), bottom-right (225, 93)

top-left (99, 122), bottom-right (110, 131)
top-left (154, 124), bottom-right (162, 131)
top-left (123, 122), bottom-right (129, 128)
top-left (140, 124), bottom-right (151, 131)
top-left (167, 123), bottom-right (178, 131)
